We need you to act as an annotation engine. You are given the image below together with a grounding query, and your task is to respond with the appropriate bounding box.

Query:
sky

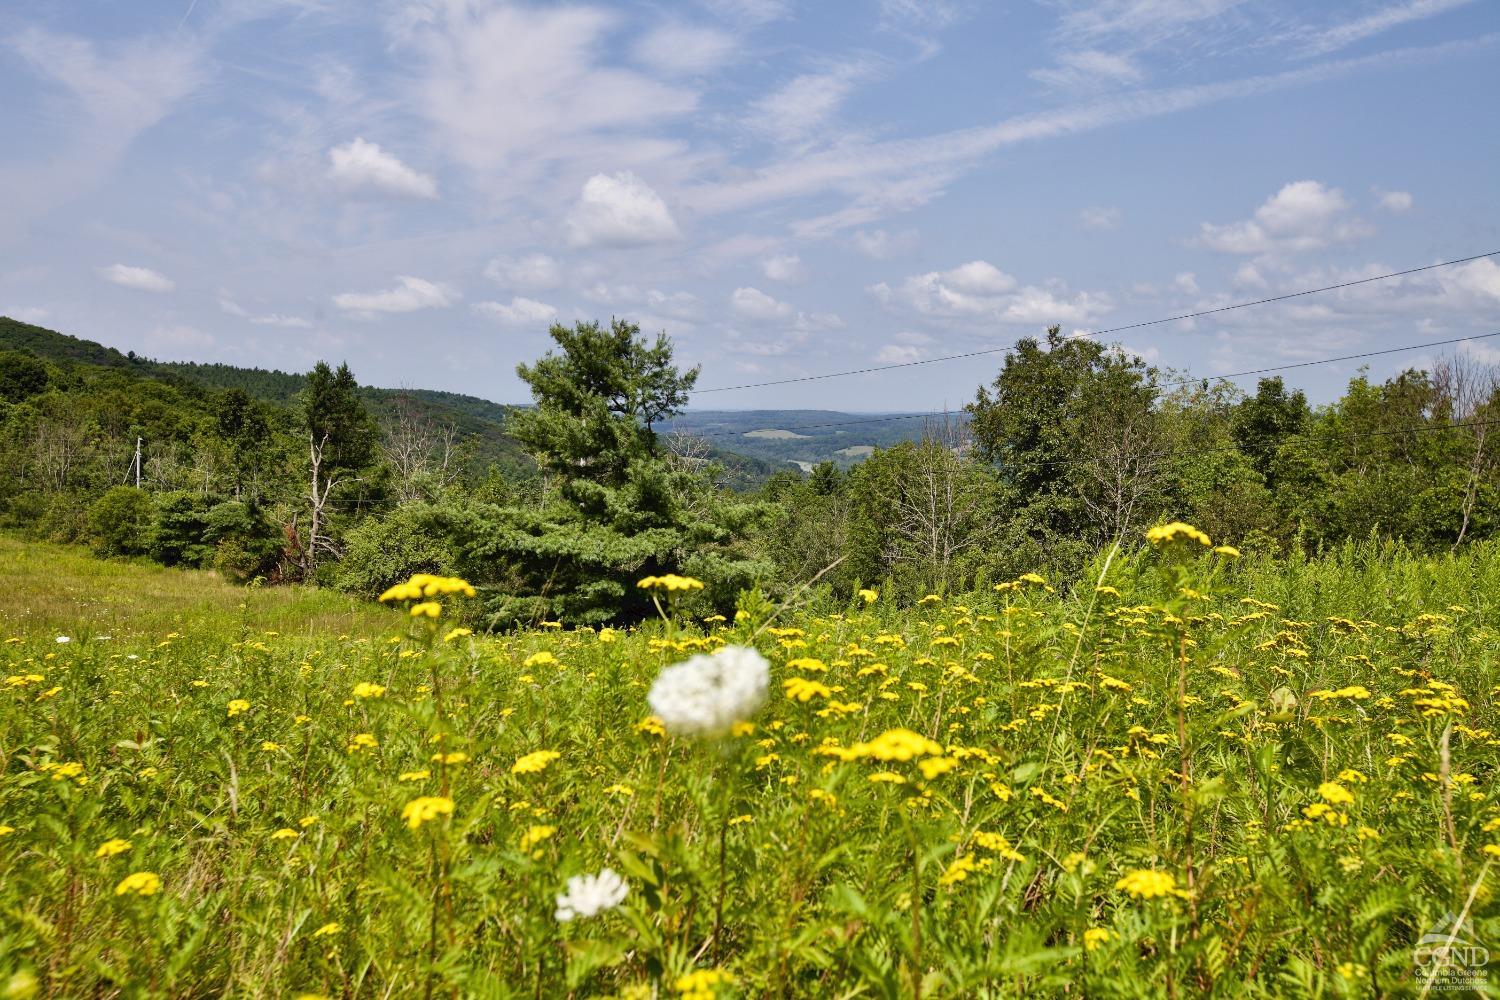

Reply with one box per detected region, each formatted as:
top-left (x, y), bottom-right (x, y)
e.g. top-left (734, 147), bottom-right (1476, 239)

top-left (1, 0), bottom-right (1498, 413)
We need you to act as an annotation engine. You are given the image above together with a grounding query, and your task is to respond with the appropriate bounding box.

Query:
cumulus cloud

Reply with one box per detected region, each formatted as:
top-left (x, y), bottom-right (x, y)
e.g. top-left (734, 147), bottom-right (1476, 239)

top-left (1197, 180), bottom-right (1373, 255)
top-left (472, 296), bottom-right (557, 326)
top-left (1375, 188), bottom-right (1413, 213)
top-left (872, 259), bottom-right (1110, 326)
top-left (761, 253), bottom-right (807, 283)
top-left (99, 264), bottom-right (174, 293)
top-left (730, 286), bottom-right (794, 322)
top-left (333, 276), bottom-right (458, 315)
top-left (875, 344), bottom-right (924, 364)
top-left (1078, 206), bottom-right (1122, 230)
top-left (633, 23), bottom-right (736, 75)
top-left (484, 253), bottom-right (563, 290)
top-left (326, 138), bottom-right (437, 198)
top-left (566, 172), bottom-right (681, 248)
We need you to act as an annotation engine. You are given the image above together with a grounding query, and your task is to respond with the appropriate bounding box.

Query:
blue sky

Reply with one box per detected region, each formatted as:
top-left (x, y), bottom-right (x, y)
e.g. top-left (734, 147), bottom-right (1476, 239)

top-left (2, 0), bottom-right (1497, 411)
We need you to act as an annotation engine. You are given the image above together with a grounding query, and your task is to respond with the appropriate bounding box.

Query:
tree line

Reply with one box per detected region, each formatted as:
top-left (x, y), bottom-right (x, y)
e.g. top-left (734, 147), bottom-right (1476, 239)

top-left (1, 319), bottom-right (1496, 626)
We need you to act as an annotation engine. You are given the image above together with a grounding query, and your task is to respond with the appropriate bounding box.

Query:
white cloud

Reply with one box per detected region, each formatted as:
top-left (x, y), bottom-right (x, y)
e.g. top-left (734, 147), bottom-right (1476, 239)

top-left (404, 4), bottom-right (695, 178)
top-left (851, 228), bottom-right (918, 258)
top-left (484, 253), bottom-right (563, 290)
top-left (333, 276), bottom-right (458, 315)
top-left (875, 344), bottom-right (924, 364)
top-left (566, 172), bottom-right (681, 248)
top-left (1375, 188), bottom-right (1414, 213)
top-left (730, 286), bottom-right (794, 322)
top-left (1301, 0), bottom-right (1475, 55)
top-left (326, 138), bottom-right (437, 198)
top-left (1078, 206), bottom-right (1122, 230)
top-left (761, 253), bottom-right (807, 283)
top-left (473, 297), bottom-right (558, 326)
top-left (747, 64), bottom-right (866, 145)
top-left (1174, 272), bottom-right (1199, 294)
top-left (1057, 0), bottom-right (1247, 47)
top-left (250, 314), bottom-right (314, 329)
top-left (873, 259), bottom-right (1110, 326)
top-left (99, 264), bottom-right (174, 293)
top-left (1198, 180), bottom-right (1372, 255)
top-left (878, 0), bottom-right (971, 31)
top-left (633, 23), bottom-right (736, 75)
top-left (699, 0), bottom-right (791, 25)
top-left (1031, 50), bottom-right (1143, 91)
top-left (1438, 258), bottom-right (1500, 303)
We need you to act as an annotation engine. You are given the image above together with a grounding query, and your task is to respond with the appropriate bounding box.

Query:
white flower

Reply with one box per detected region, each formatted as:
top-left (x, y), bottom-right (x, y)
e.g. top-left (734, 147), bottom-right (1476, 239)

top-left (647, 644), bottom-right (769, 738)
top-left (554, 867), bottom-right (629, 922)
top-left (54, 636), bottom-right (70, 644)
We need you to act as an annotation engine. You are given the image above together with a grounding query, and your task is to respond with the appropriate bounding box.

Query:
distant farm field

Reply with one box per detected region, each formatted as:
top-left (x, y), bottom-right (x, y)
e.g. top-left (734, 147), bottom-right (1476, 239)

top-left (2, 536), bottom-right (1499, 997)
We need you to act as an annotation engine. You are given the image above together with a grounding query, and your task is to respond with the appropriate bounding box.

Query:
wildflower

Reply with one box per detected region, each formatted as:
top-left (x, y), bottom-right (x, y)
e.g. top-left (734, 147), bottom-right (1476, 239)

top-left (856, 728), bottom-right (943, 761)
top-left (299, 815), bottom-right (318, 827)
top-left (352, 682), bottom-right (386, 699)
top-left (918, 756), bottom-right (960, 780)
top-left (0, 825), bottom-right (14, 837)
top-left (95, 838), bottom-right (131, 858)
top-left (939, 854), bottom-right (983, 885)
top-left (401, 796), bottom-right (454, 830)
top-left (409, 602), bottom-right (442, 618)
top-left (271, 828), bottom-right (299, 840)
top-left (227, 699), bottom-right (250, 718)
top-left (55, 636), bottom-right (70, 644)
top-left (432, 751), bottom-right (469, 765)
top-left (637, 574), bottom-right (705, 592)
top-left (675, 969), bottom-right (733, 999)
top-left (858, 588), bottom-right (879, 604)
top-left (379, 574), bottom-right (475, 602)
top-left (347, 733), bottom-right (378, 753)
top-left (647, 645), bottom-right (770, 738)
top-left (1115, 869), bottom-right (1186, 900)
top-left (114, 872), bottom-right (161, 896)
top-left (444, 627), bottom-right (473, 642)
top-left (524, 651), bottom-right (558, 667)
top-left (519, 825), bottom-right (556, 853)
top-left (783, 677), bottom-right (832, 702)
top-left (554, 868), bottom-right (629, 921)
top-left (1084, 928), bottom-right (1113, 951)
top-left (1318, 781), bottom-right (1355, 805)
top-left (312, 922), bottom-right (341, 938)
top-left (1145, 522), bottom-right (1212, 548)
top-left (512, 750), bottom-right (561, 775)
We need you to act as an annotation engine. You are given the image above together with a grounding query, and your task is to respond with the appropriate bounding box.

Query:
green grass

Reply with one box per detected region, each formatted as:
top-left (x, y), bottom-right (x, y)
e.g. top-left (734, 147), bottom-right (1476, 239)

top-left (0, 535), bottom-right (394, 639)
top-left (2, 535), bottom-right (1499, 998)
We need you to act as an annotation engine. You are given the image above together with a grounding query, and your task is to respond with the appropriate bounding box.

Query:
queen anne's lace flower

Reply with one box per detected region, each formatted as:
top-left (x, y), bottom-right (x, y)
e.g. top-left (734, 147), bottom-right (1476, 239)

top-left (647, 645), bottom-right (769, 737)
top-left (554, 867), bottom-right (629, 922)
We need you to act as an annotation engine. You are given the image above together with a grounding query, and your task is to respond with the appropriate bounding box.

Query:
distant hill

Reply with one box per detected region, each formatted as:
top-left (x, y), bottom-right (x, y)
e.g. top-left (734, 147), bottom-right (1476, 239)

top-left (663, 409), bottom-right (963, 471)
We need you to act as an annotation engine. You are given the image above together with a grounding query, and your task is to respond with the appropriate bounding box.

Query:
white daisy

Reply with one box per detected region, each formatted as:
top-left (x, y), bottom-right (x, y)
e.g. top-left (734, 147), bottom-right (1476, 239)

top-left (647, 644), bottom-right (769, 738)
top-left (554, 868), bottom-right (629, 922)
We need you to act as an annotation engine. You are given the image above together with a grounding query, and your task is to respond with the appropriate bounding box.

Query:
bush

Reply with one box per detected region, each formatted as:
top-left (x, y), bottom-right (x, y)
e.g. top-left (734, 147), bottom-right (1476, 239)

top-left (336, 502), bottom-right (456, 599)
top-left (87, 486), bottom-right (154, 556)
top-left (150, 491), bottom-right (213, 567)
top-left (205, 501), bottom-right (283, 583)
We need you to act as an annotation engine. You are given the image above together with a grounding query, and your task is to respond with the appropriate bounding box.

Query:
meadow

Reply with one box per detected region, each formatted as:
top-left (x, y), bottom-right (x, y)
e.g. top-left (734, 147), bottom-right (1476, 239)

top-left (2, 530), bottom-right (1499, 998)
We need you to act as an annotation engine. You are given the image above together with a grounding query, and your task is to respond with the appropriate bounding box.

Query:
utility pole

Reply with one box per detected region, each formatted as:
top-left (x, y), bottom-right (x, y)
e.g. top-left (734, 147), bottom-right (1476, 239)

top-left (134, 436), bottom-right (142, 488)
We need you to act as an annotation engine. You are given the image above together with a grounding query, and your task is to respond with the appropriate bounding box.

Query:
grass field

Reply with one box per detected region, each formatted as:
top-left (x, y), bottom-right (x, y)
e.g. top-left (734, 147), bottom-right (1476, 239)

top-left (2, 533), bottom-right (1499, 997)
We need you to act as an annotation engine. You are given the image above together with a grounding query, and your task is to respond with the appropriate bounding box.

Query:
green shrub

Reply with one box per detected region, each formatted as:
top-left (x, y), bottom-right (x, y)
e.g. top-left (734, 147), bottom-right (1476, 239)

top-left (87, 486), bottom-right (154, 556)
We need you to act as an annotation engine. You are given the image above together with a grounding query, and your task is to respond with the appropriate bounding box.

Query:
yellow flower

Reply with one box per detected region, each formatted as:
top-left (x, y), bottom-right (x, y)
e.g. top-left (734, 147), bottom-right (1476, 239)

top-left (783, 677), bottom-right (832, 702)
top-left (512, 750), bottom-right (561, 775)
top-left (409, 602), bottom-right (442, 618)
top-left (1318, 781), bottom-right (1355, 805)
top-left (226, 699), bottom-right (250, 718)
top-left (379, 574), bottom-right (475, 602)
top-left (1083, 928), bottom-right (1113, 951)
top-left (443, 627), bottom-right (473, 642)
top-left (1115, 869), bottom-right (1186, 900)
top-left (398, 769), bottom-right (431, 782)
top-left (637, 574), bottom-right (705, 593)
top-left (1144, 522), bottom-right (1212, 548)
top-left (114, 871), bottom-right (161, 897)
top-left (299, 815), bottom-right (319, 827)
top-left (312, 922), bottom-right (341, 938)
top-left (95, 838), bottom-right (132, 859)
top-left (347, 732), bottom-right (378, 753)
top-left (858, 588), bottom-right (879, 604)
top-left (1482, 844), bottom-right (1500, 859)
top-left (432, 751), bottom-right (469, 765)
top-left (519, 824), bottom-right (556, 852)
top-left (401, 796), bottom-right (454, 830)
top-left (352, 682), bottom-right (386, 699)
top-left (0, 824), bottom-right (15, 837)
top-left (917, 756), bottom-right (960, 780)
top-left (674, 969), bottom-right (733, 999)
top-left (270, 828), bottom-right (299, 840)
top-left (1213, 545), bottom-right (1241, 558)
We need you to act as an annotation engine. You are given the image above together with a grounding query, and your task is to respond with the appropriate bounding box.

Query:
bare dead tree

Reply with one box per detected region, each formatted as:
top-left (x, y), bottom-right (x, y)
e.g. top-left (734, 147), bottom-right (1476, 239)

top-left (880, 413), bottom-right (1004, 593)
top-left (1072, 404), bottom-right (1167, 547)
top-left (1432, 353), bottom-right (1500, 550)
top-left (31, 417), bottom-right (87, 493)
top-left (384, 393), bottom-right (462, 503)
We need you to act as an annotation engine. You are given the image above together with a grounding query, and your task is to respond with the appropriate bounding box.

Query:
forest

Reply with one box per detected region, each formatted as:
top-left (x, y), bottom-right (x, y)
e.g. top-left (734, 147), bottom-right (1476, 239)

top-left (1, 313), bottom-right (1497, 628)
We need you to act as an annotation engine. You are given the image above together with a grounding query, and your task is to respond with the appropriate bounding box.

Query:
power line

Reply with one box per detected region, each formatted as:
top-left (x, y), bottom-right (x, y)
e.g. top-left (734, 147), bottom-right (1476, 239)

top-left (690, 250), bottom-right (1500, 394)
top-left (667, 327), bottom-right (1500, 441)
